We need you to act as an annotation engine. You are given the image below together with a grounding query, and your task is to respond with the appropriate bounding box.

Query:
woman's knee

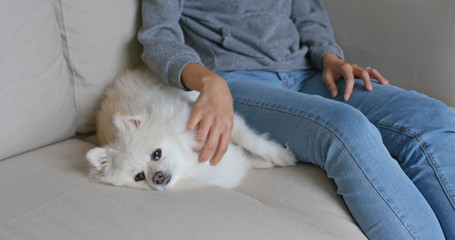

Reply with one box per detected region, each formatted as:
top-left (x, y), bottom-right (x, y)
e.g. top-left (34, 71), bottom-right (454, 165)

top-left (320, 102), bottom-right (382, 142)
top-left (306, 103), bottom-right (386, 169)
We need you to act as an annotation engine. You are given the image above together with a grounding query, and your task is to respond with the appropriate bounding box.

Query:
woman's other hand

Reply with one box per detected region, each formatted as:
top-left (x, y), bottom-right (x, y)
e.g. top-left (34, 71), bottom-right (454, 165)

top-left (322, 53), bottom-right (389, 101)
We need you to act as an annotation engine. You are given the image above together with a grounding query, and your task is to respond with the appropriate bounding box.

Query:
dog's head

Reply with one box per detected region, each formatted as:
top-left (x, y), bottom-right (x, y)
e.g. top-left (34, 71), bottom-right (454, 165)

top-left (86, 113), bottom-right (197, 191)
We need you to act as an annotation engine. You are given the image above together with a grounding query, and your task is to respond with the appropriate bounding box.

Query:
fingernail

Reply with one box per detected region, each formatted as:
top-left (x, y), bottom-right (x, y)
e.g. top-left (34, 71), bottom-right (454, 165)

top-left (331, 90), bottom-right (337, 98)
top-left (344, 94), bottom-right (350, 101)
top-left (194, 145), bottom-right (202, 152)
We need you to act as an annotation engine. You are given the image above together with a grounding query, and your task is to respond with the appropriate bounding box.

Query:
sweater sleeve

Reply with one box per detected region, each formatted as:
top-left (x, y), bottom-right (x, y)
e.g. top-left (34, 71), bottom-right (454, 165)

top-left (291, 0), bottom-right (344, 70)
top-left (138, 0), bottom-right (202, 90)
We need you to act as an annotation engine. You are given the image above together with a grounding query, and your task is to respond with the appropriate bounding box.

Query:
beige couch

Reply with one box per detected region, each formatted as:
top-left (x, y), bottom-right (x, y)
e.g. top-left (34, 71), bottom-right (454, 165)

top-left (1, 0), bottom-right (454, 239)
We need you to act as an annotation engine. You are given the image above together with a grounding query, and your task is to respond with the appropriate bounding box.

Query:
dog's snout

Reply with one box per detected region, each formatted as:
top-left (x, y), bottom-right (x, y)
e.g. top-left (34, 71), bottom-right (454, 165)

top-left (152, 171), bottom-right (171, 186)
top-left (152, 171), bottom-right (164, 184)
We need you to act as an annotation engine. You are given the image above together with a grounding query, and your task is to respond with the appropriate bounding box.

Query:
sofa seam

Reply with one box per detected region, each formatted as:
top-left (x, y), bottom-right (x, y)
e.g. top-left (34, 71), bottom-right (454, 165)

top-left (55, 0), bottom-right (79, 132)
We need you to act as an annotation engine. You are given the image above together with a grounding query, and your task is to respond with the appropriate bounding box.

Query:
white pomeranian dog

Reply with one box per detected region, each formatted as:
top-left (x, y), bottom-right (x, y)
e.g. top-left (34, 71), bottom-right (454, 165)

top-left (86, 65), bottom-right (296, 191)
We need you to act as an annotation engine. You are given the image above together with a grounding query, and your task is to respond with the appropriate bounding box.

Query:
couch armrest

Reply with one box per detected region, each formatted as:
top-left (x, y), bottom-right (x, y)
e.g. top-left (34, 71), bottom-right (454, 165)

top-left (324, 0), bottom-right (455, 108)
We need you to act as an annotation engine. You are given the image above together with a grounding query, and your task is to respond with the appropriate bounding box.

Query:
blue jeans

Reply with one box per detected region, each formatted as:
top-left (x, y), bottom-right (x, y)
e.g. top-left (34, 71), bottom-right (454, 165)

top-left (217, 69), bottom-right (455, 239)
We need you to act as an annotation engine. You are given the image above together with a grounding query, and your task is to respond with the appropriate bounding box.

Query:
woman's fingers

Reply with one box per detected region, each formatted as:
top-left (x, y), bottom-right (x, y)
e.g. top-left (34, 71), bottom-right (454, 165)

top-left (322, 70), bottom-right (339, 98)
top-left (182, 63), bottom-right (234, 165)
top-left (195, 113), bottom-right (213, 153)
top-left (323, 62), bottom-right (389, 102)
top-left (189, 98), bottom-right (233, 164)
top-left (367, 67), bottom-right (389, 85)
top-left (207, 122), bottom-right (232, 165)
top-left (187, 80), bottom-right (234, 164)
top-left (197, 110), bottom-right (232, 164)
top-left (353, 64), bottom-right (373, 92)
top-left (340, 64), bottom-right (356, 101)
top-left (187, 107), bottom-right (204, 150)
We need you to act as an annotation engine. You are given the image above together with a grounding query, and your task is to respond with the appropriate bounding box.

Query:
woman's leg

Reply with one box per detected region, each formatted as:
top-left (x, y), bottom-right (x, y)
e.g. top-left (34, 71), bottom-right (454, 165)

top-left (221, 70), bottom-right (446, 239)
top-left (300, 70), bottom-right (455, 239)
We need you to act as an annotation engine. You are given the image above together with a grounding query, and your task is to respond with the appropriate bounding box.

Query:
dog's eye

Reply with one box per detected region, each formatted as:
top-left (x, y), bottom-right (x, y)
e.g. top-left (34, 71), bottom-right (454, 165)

top-left (151, 148), bottom-right (162, 161)
top-left (134, 172), bottom-right (145, 182)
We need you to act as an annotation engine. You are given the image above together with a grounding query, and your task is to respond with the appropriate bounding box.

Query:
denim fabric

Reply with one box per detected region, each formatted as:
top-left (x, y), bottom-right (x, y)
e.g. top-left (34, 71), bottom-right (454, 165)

top-left (218, 69), bottom-right (455, 239)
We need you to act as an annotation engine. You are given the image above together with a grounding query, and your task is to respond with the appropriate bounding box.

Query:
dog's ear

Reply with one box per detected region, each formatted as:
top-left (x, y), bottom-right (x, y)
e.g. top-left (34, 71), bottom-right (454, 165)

top-left (86, 147), bottom-right (111, 170)
top-left (113, 112), bottom-right (143, 132)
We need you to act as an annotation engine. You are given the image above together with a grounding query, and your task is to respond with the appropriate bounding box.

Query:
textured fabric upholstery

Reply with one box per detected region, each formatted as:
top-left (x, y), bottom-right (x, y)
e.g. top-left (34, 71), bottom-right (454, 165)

top-left (55, 0), bottom-right (143, 133)
top-left (0, 0), bottom-right (453, 239)
top-left (0, 0), bottom-right (76, 160)
top-left (0, 139), bottom-right (366, 239)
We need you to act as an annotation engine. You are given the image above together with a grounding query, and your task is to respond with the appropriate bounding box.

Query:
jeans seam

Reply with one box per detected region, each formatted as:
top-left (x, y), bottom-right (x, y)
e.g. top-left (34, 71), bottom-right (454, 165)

top-left (276, 73), bottom-right (286, 88)
top-left (234, 99), bottom-right (417, 238)
top-left (372, 121), bottom-right (455, 209)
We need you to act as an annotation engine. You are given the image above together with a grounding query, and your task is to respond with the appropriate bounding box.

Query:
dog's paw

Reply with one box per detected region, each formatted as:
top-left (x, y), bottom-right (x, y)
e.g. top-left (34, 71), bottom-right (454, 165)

top-left (275, 146), bottom-right (297, 167)
top-left (258, 142), bottom-right (297, 167)
top-left (249, 157), bottom-right (276, 169)
top-left (249, 146), bottom-right (296, 169)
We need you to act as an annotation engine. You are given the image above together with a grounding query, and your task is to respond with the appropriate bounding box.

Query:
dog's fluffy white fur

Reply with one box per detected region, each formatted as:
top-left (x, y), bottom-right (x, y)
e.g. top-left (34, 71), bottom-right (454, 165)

top-left (86, 65), bottom-right (296, 191)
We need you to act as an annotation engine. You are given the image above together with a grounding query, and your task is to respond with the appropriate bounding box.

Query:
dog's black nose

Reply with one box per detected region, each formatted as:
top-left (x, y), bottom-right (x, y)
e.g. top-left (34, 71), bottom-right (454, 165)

top-left (152, 171), bottom-right (171, 186)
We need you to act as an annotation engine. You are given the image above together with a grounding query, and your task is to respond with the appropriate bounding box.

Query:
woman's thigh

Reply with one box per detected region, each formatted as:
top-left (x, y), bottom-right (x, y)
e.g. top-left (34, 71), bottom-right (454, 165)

top-left (300, 71), bottom-right (455, 238)
top-left (223, 72), bottom-right (444, 239)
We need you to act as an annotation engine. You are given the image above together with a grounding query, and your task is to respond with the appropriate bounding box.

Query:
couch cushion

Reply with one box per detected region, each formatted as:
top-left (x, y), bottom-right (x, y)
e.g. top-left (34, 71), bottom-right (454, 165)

top-left (0, 139), bottom-right (366, 239)
top-left (236, 167), bottom-right (364, 238)
top-left (0, 0), bottom-right (76, 160)
top-left (56, 0), bottom-right (143, 133)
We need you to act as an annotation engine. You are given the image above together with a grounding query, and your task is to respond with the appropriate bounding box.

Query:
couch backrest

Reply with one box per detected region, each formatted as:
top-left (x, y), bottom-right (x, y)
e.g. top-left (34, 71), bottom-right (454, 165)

top-left (325, 0), bottom-right (455, 108)
top-left (1, 0), bottom-right (453, 160)
top-left (0, 0), bottom-right (141, 160)
top-left (0, 0), bottom-right (75, 160)
top-left (56, 0), bottom-right (142, 133)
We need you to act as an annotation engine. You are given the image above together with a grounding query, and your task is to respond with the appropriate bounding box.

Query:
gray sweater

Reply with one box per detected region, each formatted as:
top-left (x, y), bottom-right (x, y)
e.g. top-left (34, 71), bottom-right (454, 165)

top-left (138, 0), bottom-right (344, 90)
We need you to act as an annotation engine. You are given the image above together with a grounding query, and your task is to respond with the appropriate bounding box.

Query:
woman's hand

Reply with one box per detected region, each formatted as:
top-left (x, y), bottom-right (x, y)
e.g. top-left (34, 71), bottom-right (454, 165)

top-left (181, 63), bottom-right (234, 165)
top-left (322, 53), bottom-right (389, 101)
